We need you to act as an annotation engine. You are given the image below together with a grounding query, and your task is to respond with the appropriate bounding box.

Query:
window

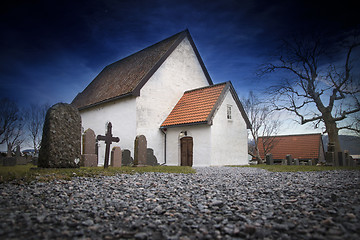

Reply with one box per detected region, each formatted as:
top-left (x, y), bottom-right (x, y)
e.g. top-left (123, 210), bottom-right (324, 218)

top-left (227, 105), bottom-right (232, 120)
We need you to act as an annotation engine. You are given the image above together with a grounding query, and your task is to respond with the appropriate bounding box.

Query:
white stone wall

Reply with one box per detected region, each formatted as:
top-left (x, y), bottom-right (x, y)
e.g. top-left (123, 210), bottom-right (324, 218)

top-left (165, 125), bottom-right (211, 167)
top-left (136, 37), bottom-right (210, 164)
top-left (210, 90), bottom-right (248, 166)
top-left (79, 97), bottom-right (137, 166)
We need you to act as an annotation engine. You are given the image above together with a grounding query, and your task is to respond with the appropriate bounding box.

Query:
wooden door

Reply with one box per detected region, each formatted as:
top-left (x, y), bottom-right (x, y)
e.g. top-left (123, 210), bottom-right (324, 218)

top-left (181, 137), bottom-right (193, 166)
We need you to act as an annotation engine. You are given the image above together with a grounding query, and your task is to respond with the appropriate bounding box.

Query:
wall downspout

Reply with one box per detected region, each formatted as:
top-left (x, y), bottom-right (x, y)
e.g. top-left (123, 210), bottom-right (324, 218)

top-left (161, 128), bottom-right (167, 165)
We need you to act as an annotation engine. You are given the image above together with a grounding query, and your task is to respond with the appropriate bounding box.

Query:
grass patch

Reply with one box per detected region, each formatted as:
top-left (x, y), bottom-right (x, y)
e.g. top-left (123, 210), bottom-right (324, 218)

top-left (233, 164), bottom-right (360, 172)
top-left (0, 164), bottom-right (195, 183)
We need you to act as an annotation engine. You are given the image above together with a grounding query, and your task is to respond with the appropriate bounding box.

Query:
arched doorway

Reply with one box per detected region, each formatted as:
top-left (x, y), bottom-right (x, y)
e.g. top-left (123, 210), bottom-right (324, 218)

top-left (180, 136), bottom-right (193, 166)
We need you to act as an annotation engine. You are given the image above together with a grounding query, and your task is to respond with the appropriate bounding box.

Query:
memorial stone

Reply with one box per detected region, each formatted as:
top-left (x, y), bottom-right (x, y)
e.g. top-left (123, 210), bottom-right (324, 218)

top-left (286, 154), bottom-right (293, 165)
top-left (122, 149), bottom-right (133, 166)
top-left (146, 148), bottom-right (159, 166)
top-left (134, 135), bottom-right (147, 166)
top-left (294, 159), bottom-right (299, 165)
top-left (338, 152), bottom-right (344, 166)
top-left (81, 128), bottom-right (98, 167)
top-left (111, 147), bottom-right (122, 167)
top-left (38, 103), bottom-right (81, 168)
top-left (266, 154), bottom-right (273, 165)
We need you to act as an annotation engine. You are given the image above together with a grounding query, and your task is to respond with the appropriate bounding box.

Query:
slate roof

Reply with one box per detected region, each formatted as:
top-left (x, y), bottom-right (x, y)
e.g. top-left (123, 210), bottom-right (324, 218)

top-left (257, 133), bottom-right (324, 160)
top-left (72, 30), bottom-right (213, 110)
top-left (161, 82), bottom-right (251, 129)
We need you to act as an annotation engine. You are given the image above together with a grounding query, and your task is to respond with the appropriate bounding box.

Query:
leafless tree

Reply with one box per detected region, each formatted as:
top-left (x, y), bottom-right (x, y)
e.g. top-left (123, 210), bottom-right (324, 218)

top-left (0, 98), bottom-right (24, 156)
top-left (243, 91), bottom-right (281, 163)
top-left (261, 34), bottom-right (360, 157)
top-left (25, 103), bottom-right (49, 154)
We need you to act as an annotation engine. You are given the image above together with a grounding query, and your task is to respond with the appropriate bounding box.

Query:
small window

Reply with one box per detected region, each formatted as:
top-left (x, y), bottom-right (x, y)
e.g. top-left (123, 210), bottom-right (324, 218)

top-left (227, 105), bottom-right (232, 120)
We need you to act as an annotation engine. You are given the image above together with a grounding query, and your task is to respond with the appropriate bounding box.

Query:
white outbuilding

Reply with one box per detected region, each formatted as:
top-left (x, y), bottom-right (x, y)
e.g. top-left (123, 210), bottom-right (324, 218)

top-left (72, 30), bottom-right (251, 167)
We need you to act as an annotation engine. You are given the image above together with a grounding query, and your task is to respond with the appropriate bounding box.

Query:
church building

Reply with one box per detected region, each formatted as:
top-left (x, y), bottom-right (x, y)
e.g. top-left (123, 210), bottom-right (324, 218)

top-left (72, 30), bottom-right (251, 167)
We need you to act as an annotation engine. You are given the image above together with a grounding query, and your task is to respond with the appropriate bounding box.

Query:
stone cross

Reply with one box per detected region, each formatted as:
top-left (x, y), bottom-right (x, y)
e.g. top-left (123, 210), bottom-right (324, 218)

top-left (97, 122), bottom-right (120, 168)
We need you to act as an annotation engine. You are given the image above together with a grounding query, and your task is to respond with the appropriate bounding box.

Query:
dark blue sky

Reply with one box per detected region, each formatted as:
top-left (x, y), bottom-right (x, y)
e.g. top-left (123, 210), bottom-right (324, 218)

top-left (1, 0), bottom-right (359, 110)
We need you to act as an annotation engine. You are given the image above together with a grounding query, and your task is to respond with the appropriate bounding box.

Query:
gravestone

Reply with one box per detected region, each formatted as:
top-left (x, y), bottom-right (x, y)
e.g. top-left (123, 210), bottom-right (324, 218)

top-left (338, 152), bottom-right (344, 166)
top-left (308, 160), bottom-right (313, 166)
top-left (281, 159), bottom-right (287, 165)
top-left (38, 103), bottom-right (81, 168)
top-left (81, 128), bottom-right (98, 167)
top-left (15, 146), bottom-right (28, 165)
top-left (146, 148), bottom-right (159, 166)
top-left (122, 149), bottom-right (133, 166)
top-left (326, 142), bottom-right (336, 166)
top-left (111, 147), bottom-right (122, 167)
top-left (294, 159), bottom-right (299, 165)
top-left (134, 135), bottom-right (147, 166)
top-left (266, 154), bottom-right (273, 165)
top-left (96, 122), bottom-right (120, 168)
top-left (286, 154), bottom-right (293, 165)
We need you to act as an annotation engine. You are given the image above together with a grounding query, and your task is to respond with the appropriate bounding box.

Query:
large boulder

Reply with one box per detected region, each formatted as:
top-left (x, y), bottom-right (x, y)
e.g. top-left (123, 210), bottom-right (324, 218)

top-left (38, 103), bottom-right (81, 168)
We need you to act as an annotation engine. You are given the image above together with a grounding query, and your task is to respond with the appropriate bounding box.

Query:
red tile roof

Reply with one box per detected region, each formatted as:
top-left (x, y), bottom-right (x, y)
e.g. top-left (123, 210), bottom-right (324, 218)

top-left (257, 133), bottom-right (323, 160)
top-left (161, 83), bottom-right (227, 127)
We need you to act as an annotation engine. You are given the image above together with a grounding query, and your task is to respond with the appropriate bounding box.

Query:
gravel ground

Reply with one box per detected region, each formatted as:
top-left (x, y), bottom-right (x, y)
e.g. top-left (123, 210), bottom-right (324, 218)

top-left (0, 167), bottom-right (359, 240)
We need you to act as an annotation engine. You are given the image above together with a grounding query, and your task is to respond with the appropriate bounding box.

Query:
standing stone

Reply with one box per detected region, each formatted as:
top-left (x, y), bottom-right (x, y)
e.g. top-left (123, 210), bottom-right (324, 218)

top-left (134, 135), bottom-right (147, 166)
top-left (338, 152), bottom-right (344, 166)
top-left (81, 128), bottom-right (98, 167)
top-left (111, 147), bottom-right (122, 167)
top-left (308, 160), bottom-right (313, 166)
top-left (286, 154), bottom-right (293, 165)
top-left (294, 159), bottom-right (299, 165)
top-left (38, 103), bottom-right (81, 168)
top-left (266, 154), bottom-right (273, 165)
top-left (122, 149), bottom-right (133, 166)
top-left (146, 148), bottom-right (159, 166)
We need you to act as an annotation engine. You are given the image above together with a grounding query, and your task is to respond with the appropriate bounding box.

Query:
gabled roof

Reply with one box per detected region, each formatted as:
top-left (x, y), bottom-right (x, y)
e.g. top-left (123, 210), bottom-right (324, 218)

top-left (72, 30), bottom-right (213, 110)
top-left (257, 133), bottom-right (324, 160)
top-left (161, 81), bottom-right (251, 129)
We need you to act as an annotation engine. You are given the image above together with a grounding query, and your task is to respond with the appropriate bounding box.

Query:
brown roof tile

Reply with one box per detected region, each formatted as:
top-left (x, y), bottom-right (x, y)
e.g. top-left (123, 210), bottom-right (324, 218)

top-left (71, 30), bottom-right (213, 110)
top-left (257, 133), bottom-right (323, 160)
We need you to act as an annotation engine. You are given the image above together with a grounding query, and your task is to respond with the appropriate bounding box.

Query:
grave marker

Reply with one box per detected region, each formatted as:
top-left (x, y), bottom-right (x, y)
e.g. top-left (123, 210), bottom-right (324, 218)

top-left (111, 146), bottom-right (122, 167)
top-left (81, 128), bottom-right (98, 167)
top-left (38, 103), bottom-right (81, 168)
top-left (97, 122), bottom-right (120, 168)
top-left (134, 135), bottom-right (147, 166)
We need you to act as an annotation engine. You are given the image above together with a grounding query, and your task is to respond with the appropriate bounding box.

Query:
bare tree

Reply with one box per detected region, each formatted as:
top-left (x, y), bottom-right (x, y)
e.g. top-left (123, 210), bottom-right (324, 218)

top-left (25, 103), bottom-right (49, 154)
top-left (261, 34), bottom-right (360, 158)
top-left (243, 91), bottom-right (281, 163)
top-left (0, 98), bottom-right (24, 156)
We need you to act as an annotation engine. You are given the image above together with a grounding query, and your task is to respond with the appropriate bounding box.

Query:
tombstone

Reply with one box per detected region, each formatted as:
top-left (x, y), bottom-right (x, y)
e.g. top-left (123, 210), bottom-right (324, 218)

top-left (281, 159), bottom-right (287, 165)
top-left (326, 142), bottom-right (337, 166)
top-left (294, 159), bottom-right (299, 165)
top-left (146, 148), bottom-right (159, 166)
top-left (38, 103), bottom-right (81, 168)
top-left (134, 135), bottom-right (147, 166)
top-left (286, 154), bottom-right (293, 165)
top-left (111, 147), bottom-right (122, 167)
top-left (81, 128), bottom-right (98, 167)
top-left (14, 146), bottom-right (28, 165)
top-left (96, 122), bottom-right (120, 168)
top-left (308, 160), bottom-right (313, 166)
top-left (122, 149), bottom-right (134, 166)
top-left (266, 154), bottom-right (273, 165)
top-left (338, 152), bottom-right (344, 166)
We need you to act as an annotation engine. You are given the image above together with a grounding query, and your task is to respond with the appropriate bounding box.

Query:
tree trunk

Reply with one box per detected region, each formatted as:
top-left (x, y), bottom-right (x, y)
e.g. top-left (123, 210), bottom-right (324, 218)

top-left (324, 118), bottom-right (342, 164)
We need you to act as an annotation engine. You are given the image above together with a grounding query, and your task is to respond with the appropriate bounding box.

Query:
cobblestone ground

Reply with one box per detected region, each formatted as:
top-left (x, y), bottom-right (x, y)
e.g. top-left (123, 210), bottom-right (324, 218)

top-left (0, 167), bottom-right (359, 239)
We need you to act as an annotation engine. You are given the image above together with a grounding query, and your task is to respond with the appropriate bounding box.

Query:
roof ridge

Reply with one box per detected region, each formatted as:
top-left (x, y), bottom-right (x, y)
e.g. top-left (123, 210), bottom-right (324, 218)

top-left (259, 133), bottom-right (322, 138)
top-left (184, 82), bottom-right (228, 94)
